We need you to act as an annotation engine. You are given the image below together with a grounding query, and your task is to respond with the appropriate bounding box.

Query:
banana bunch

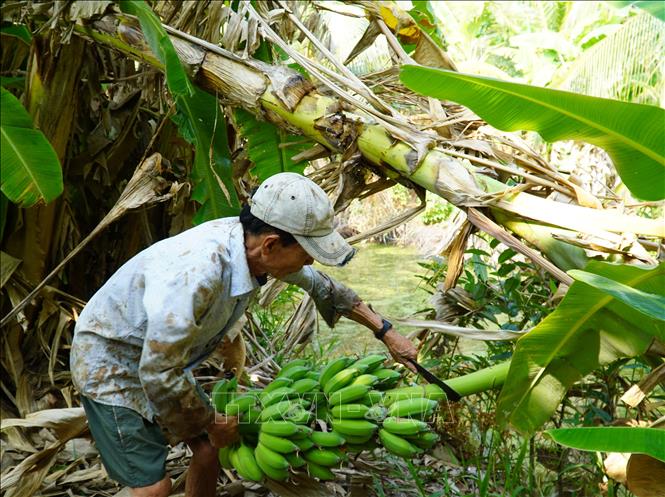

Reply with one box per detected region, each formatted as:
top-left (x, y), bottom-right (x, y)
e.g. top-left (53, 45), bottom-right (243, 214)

top-left (210, 354), bottom-right (448, 484)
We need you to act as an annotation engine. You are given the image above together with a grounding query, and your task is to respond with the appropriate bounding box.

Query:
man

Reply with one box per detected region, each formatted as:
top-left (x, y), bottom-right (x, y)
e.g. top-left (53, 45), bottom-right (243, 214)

top-left (70, 172), bottom-right (418, 497)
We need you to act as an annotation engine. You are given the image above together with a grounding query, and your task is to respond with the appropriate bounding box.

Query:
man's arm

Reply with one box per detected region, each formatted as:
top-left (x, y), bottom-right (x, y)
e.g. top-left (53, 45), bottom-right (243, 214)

top-left (344, 300), bottom-right (418, 373)
top-left (282, 267), bottom-right (418, 372)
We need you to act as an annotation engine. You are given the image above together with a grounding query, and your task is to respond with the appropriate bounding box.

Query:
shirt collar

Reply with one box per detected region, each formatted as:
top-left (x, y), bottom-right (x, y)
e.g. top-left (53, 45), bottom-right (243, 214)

top-left (228, 220), bottom-right (262, 297)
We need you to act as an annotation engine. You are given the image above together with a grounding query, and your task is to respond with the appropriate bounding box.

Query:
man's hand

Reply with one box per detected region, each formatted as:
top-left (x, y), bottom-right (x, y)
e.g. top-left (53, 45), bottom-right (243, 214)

top-left (382, 329), bottom-right (418, 373)
top-left (207, 414), bottom-right (240, 449)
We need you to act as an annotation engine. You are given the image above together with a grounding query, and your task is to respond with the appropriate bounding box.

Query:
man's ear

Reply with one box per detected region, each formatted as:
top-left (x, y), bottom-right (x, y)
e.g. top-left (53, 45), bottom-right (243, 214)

top-left (260, 234), bottom-right (281, 255)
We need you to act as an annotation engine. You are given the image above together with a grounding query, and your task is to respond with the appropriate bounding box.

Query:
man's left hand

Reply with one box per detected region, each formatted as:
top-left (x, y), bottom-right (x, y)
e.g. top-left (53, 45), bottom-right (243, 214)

top-left (382, 329), bottom-right (418, 373)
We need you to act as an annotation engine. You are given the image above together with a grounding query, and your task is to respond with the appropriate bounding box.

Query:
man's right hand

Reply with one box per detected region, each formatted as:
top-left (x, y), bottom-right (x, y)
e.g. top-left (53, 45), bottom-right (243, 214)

top-left (207, 414), bottom-right (240, 448)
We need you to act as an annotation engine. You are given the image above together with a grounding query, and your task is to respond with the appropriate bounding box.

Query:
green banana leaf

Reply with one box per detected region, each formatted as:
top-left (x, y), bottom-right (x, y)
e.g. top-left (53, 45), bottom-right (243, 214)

top-left (119, 0), bottom-right (238, 222)
top-left (546, 427), bottom-right (665, 462)
top-left (0, 24), bottom-right (32, 44)
top-left (400, 65), bottom-right (665, 201)
top-left (0, 87), bottom-right (62, 207)
top-left (569, 269), bottom-right (665, 321)
top-left (612, 1), bottom-right (665, 21)
top-left (496, 261), bottom-right (664, 435)
top-left (234, 108), bottom-right (310, 181)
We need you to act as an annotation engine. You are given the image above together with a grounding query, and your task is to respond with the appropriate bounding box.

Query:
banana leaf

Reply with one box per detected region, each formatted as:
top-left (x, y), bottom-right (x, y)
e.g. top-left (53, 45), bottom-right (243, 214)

top-left (546, 427), bottom-right (665, 462)
top-left (569, 269), bottom-right (665, 321)
top-left (234, 108), bottom-right (310, 181)
top-left (0, 87), bottom-right (62, 207)
top-left (400, 65), bottom-right (665, 201)
top-left (496, 261), bottom-right (664, 435)
top-left (119, 0), bottom-right (238, 221)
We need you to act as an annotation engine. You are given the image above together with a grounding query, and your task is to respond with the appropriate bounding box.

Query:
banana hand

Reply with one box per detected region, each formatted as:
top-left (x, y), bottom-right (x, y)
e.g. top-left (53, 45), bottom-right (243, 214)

top-left (382, 329), bottom-right (418, 373)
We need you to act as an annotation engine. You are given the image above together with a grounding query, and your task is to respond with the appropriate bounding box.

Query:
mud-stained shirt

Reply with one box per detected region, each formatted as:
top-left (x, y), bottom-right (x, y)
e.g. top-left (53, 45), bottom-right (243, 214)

top-left (70, 217), bottom-right (359, 442)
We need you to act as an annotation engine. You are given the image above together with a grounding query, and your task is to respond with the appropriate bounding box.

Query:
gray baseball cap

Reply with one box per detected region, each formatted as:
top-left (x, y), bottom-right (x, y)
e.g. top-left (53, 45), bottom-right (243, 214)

top-left (250, 173), bottom-right (356, 266)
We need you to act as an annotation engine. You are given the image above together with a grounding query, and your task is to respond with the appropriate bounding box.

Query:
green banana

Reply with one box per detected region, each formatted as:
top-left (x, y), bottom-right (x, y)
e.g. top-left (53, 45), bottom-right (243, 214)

top-left (351, 374), bottom-right (379, 387)
top-left (351, 354), bottom-right (387, 373)
top-left (254, 444), bottom-right (289, 481)
top-left (211, 376), bottom-right (237, 412)
top-left (378, 428), bottom-right (423, 458)
top-left (285, 452), bottom-right (307, 468)
top-left (224, 394), bottom-right (256, 416)
top-left (331, 419), bottom-right (378, 437)
top-left (383, 384), bottom-right (445, 406)
top-left (306, 461), bottom-right (336, 481)
top-left (291, 378), bottom-right (319, 394)
top-left (217, 445), bottom-right (233, 469)
top-left (372, 368), bottom-right (402, 389)
top-left (277, 365), bottom-right (310, 381)
top-left (290, 425), bottom-right (314, 439)
top-left (258, 400), bottom-right (301, 422)
top-left (293, 437), bottom-right (315, 451)
top-left (258, 432), bottom-right (299, 454)
top-left (331, 403), bottom-right (370, 419)
top-left (303, 448), bottom-right (343, 467)
top-left (328, 384), bottom-right (371, 406)
top-left (231, 443), bottom-right (264, 482)
top-left (387, 398), bottom-right (438, 418)
top-left (323, 367), bottom-right (362, 395)
top-left (262, 377), bottom-right (294, 394)
top-left (319, 357), bottom-right (354, 387)
top-left (382, 417), bottom-right (429, 436)
top-left (277, 359), bottom-right (310, 377)
top-left (357, 390), bottom-right (384, 406)
top-left (311, 430), bottom-right (346, 447)
top-left (259, 387), bottom-right (298, 407)
top-left (260, 420), bottom-right (300, 437)
top-left (305, 371), bottom-right (321, 381)
top-left (407, 431), bottom-right (440, 449)
top-left (242, 407), bottom-right (262, 424)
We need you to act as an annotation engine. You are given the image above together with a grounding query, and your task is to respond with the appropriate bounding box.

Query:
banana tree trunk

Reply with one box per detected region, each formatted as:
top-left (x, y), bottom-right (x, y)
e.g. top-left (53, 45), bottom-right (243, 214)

top-left (76, 16), bottom-right (663, 272)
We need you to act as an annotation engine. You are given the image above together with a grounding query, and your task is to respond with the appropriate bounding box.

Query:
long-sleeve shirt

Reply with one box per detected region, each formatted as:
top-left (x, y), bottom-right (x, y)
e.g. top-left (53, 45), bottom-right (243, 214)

top-left (70, 217), bottom-right (359, 442)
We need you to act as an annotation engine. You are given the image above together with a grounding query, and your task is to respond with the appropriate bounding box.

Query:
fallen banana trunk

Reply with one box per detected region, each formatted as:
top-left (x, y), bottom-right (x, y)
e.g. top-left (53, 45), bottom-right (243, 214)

top-left (72, 15), bottom-right (662, 261)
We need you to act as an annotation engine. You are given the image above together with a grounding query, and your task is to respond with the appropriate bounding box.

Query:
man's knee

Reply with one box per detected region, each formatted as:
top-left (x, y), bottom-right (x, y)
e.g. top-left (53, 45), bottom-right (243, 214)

top-left (130, 476), bottom-right (171, 497)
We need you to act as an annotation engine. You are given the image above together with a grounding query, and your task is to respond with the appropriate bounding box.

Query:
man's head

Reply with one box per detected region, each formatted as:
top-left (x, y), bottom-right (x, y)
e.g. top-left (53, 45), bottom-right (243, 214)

top-left (240, 173), bottom-right (355, 278)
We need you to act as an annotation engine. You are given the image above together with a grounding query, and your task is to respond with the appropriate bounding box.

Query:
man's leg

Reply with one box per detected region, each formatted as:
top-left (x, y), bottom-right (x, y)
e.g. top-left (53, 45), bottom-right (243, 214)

top-left (80, 397), bottom-right (170, 493)
top-left (130, 476), bottom-right (171, 497)
top-left (185, 435), bottom-right (220, 497)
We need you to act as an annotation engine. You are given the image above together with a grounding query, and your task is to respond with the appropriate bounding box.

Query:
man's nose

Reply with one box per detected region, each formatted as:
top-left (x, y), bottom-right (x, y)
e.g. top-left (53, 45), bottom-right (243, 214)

top-left (305, 255), bottom-right (314, 266)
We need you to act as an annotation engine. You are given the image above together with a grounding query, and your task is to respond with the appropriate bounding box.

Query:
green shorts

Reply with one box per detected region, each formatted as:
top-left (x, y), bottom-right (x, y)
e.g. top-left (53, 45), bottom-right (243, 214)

top-left (81, 396), bottom-right (169, 488)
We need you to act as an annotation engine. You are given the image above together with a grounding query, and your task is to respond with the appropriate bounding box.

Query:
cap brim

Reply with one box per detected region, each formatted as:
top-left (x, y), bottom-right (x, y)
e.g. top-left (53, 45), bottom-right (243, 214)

top-left (294, 231), bottom-right (356, 267)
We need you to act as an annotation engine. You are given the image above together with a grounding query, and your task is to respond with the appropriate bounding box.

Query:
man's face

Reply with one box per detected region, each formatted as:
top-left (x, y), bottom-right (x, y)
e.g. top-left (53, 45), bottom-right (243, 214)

top-left (261, 237), bottom-right (314, 278)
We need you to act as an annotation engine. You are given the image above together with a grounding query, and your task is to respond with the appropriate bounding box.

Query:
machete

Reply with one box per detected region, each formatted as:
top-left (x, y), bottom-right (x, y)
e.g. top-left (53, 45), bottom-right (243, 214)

top-left (408, 359), bottom-right (461, 402)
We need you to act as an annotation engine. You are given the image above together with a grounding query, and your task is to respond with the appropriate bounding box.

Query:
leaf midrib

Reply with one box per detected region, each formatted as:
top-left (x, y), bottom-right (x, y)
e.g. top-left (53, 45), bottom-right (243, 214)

top-left (0, 125), bottom-right (46, 200)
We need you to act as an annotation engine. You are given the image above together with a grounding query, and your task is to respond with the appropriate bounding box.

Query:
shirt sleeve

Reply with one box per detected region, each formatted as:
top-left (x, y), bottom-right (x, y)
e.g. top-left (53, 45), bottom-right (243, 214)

top-left (280, 266), bottom-right (361, 327)
top-left (138, 266), bottom-right (216, 442)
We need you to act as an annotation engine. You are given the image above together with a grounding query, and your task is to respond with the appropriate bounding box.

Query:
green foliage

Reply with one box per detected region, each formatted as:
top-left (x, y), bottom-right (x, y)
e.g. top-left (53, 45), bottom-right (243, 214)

top-left (613, 1), bottom-right (665, 21)
top-left (119, 0), bottom-right (238, 222)
top-left (0, 24), bottom-right (31, 44)
top-left (417, 237), bottom-right (556, 331)
top-left (569, 269), bottom-right (665, 324)
top-left (0, 87), bottom-right (62, 207)
top-left (233, 108), bottom-right (310, 181)
top-left (497, 261), bottom-right (664, 435)
top-left (546, 427), bottom-right (665, 462)
top-left (400, 65), bottom-right (665, 201)
top-left (421, 197), bottom-right (454, 225)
